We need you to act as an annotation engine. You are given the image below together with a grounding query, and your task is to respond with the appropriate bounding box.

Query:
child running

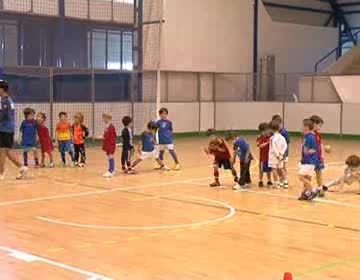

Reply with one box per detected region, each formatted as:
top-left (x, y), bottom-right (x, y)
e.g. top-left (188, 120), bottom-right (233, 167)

top-left (256, 122), bottom-right (273, 187)
top-left (37, 112), bottom-right (55, 168)
top-left (268, 120), bottom-right (288, 188)
top-left (156, 108), bottom-right (181, 170)
top-left (56, 112), bottom-right (75, 167)
top-left (298, 119), bottom-right (320, 201)
top-left (128, 121), bottom-right (169, 173)
top-left (19, 108), bottom-right (39, 167)
top-left (72, 113), bottom-right (89, 167)
top-left (272, 115), bottom-right (290, 188)
top-left (121, 116), bottom-right (134, 172)
top-left (100, 113), bottom-right (117, 178)
top-left (0, 80), bottom-right (28, 180)
top-left (204, 134), bottom-right (238, 187)
top-left (232, 135), bottom-right (253, 190)
top-left (321, 155), bottom-right (360, 193)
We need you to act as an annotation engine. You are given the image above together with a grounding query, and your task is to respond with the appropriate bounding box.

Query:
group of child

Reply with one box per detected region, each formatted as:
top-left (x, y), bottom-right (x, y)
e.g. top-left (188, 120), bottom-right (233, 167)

top-left (0, 79), bottom-right (359, 200)
top-left (205, 114), bottom-right (360, 200)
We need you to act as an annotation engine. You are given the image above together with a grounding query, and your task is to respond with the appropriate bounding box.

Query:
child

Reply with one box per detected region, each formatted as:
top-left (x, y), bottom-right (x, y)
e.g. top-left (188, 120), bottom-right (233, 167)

top-left (256, 122), bottom-right (273, 187)
top-left (268, 120), bottom-right (288, 188)
top-left (232, 135), bottom-right (253, 190)
top-left (156, 108), bottom-right (180, 170)
top-left (19, 108), bottom-right (39, 167)
top-left (322, 155), bottom-right (360, 193)
top-left (0, 80), bottom-right (28, 180)
top-left (56, 112), bottom-right (75, 167)
top-left (72, 113), bottom-right (89, 167)
top-left (204, 135), bottom-right (238, 187)
top-left (121, 116), bottom-right (134, 172)
top-left (298, 119), bottom-right (320, 201)
top-left (128, 121), bottom-right (169, 173)
top-left (310, 115), bottom-right (325, 190)
top-left (37, 112), bottom-right (55, 168)
top-left (272, 115), bottom-right (290, 188)
top-left (101, 113), bottom-right (117, 178)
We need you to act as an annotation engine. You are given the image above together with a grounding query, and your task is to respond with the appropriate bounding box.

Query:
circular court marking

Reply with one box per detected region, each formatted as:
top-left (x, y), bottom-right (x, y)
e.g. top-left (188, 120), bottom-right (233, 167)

top-left (37, 195), bottom-right (236, 230)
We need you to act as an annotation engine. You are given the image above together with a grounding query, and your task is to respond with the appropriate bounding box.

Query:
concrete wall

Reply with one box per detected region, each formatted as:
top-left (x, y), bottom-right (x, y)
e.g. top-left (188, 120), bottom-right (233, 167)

top-left (258, 1), bottom-right (338, 73)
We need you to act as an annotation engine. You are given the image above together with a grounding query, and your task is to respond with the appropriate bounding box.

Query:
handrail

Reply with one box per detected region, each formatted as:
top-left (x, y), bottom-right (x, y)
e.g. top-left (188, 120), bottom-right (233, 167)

top-left (314, 30), bottom-right (360, 73)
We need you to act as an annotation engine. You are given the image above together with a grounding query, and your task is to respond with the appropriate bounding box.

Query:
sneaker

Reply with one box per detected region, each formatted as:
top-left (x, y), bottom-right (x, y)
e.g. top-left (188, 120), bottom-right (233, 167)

top-left (321, 185), bottom-right (328, 192)
top-left (127, 167), bottom-right (135, 174)
top-left (258, 181), bottom-right (264, 188)
top-left (283, 182), bottom-right (289, 189)
top-left (78, 163), bottom-right (85, 168)
top-left (267, 181), bottom-right (273, 187)
top-left (16, 166), bottom-right (28, 180)
top-left (318, 189), bottom-right (325, 198)
top-left (308, 189), bottom-right (321, 200)
top-left (162, 165), bottom-right (170, 171)
top-left (233, 184), bottom-right (241, 190)
top-left (70, 162), bottom-right (76, 168)
top-left (210, 181), bottom-right (221, 187)
top-left (298, 191), bottom-right (310, 201)
top-left (173, 164), bottom-right (181, 171)
top-left (74, 162), bottom-right (79, 167)
top-left (40, 163), bottom-right (46, 168)
top-left (49, 162), bottom-right (55, 168)
top-left (103, 172), bottom-right (115, 178)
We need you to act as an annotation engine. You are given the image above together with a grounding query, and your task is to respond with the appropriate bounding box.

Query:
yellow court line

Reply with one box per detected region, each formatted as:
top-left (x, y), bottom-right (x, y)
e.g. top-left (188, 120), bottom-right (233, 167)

top-left (75, 243), bottom-right (93, 249)
top-left (47, 248), bottom-right (66, 253)
top-left (132, 193), bottom-right (180, 202)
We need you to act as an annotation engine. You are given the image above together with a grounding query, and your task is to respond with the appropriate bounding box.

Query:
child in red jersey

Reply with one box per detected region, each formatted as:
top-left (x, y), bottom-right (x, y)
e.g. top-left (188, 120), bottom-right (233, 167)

top-left (72, 112), bottom-right (89, 167)
top-left (95, 113), bottom-right (117, 178)
top-left (204, 130), bottom-right (238, 187)
top-left (257, 122), bottom-right (273, 188)
top-left (310, 115), bottom-right (325, 190)
top-left (36, 112), bottom-right (55, 168)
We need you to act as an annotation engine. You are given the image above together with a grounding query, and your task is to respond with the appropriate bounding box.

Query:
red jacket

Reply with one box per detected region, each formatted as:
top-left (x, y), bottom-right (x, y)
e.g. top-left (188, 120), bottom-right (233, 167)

top-left (102, 124), bottom-right (117, 154)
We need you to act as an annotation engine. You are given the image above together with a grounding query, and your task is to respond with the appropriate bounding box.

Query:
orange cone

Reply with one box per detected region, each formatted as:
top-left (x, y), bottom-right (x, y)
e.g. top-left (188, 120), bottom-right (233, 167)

top-left (283, 272), bottom-right (293, 280)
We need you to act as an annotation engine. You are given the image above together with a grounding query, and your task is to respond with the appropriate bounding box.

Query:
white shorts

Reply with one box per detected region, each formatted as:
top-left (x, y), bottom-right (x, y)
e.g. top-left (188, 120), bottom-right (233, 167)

top-left (269, 160), bottom-right (285, 169)
top-left (140, 150), bottom-right (159, 160)
top-left (158, 144), bottom-right (175, 151)
top-left (299, 164), bottom-right (315, 176)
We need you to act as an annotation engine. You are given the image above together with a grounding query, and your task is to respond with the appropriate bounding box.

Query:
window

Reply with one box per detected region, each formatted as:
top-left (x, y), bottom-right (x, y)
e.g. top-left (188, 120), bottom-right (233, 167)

top-left (0, 22), bottom-right (18, 67)
top-left (88, 28), bottom-right (133, 70)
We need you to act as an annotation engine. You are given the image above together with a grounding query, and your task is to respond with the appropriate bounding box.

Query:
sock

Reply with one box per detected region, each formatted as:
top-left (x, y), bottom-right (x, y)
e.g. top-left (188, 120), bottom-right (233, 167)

top-left (61, 152), bottom-right (66, 164)
top-left (169, 150), bottom-right (179, 164)
top-left (159, 150), bottom-right (165, 161)
top-left (23, 152), bottom-right (28, 166)
top-left (109, 158), bottom-right (115, 173)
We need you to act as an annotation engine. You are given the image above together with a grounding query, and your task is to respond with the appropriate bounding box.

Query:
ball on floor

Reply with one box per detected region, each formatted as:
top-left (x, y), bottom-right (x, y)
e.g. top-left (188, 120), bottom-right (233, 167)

top-left (324, 145), bottom-right (331, 154)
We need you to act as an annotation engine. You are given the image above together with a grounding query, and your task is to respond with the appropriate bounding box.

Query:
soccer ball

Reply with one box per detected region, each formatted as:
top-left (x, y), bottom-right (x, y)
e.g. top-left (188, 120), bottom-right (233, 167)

top-left (324, 145), bottom-right (331, 154)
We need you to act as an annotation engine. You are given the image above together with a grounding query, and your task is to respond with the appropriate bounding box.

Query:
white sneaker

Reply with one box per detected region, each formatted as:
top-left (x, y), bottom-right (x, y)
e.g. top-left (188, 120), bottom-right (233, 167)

top-left (103, 172), bottom-right (115, 178)
top-left (233, 184), bottom-right (241, 190)
top-left (16, 166), bottom-right (28, 180)
top-left (162, 165), bottom-right (170, 171)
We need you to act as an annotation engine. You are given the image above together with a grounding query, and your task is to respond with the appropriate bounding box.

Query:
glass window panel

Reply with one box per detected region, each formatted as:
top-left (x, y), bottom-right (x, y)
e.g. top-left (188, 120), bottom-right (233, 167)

top-left (92, 30), bottom-right (106, 69)
top-left (4, 24), bottom-right (18, 66)
top-left (122, 32), bottom-right (133, 70)
top-left (107, 31), bottom-right (121, 70)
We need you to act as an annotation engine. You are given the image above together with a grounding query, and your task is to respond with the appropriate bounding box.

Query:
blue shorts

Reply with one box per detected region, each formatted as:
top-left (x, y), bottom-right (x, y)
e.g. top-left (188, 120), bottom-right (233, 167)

top-left (315, 161), bottom-right (325, 171)
top-left (58, 140), bottom-right (74, 153)
top-left (261, 161), bottom-right (272, 173)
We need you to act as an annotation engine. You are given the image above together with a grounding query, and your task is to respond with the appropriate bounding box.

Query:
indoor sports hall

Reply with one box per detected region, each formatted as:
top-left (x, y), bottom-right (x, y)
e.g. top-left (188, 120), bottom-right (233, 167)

top-left (0, 1), bottom-right (360, 280)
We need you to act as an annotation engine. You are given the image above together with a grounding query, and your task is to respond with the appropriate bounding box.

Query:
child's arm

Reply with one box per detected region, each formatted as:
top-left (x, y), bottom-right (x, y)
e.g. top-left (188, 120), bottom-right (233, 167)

top-left (83, 125), bottom-right (90, 139)
top-left (137, 143), bottom-right (142, 154)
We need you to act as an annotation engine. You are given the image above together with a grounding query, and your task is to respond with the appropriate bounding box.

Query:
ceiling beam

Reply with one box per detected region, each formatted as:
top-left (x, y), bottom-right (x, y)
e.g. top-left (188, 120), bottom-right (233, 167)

top-left (262, 2), bottom-right (332, 14)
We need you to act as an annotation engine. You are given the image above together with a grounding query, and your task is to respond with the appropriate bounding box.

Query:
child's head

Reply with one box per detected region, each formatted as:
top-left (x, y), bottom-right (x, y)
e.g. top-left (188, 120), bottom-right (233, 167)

top-left (23, 108), bottom-right (35, 120)
top-left (159, 107), bottom-right (169, 120)
top-left (269, 120), bottom-right (280, 133)
top-left (102, 113), bottom-right (112, 124)
top-left (206, 128), bottom-right (216, 137)
top-left (310, 115), bottom-right (324, 132)
top-left (272, 114), bottom-right (283, 127)
top-left (345, 155), bottom-right (360, 168)
top-left (225, 130), bottom-right (236, 142)
top-left (208, 136), bottom-right (223, 150)
top-left (147, 121), bottom-right (158, 134)
top-left (74, 112), bottom-right (84, 124)
top-left (303, 118), bottom-right (314, 133)
top-left (59, 112), bottom-right (68, 122)
top-left (122, 116), bottom-right (132, 127)
top-left (0, 80), bottom-right (9, 97)
top-left (258, 122), bottom-right (270, 136)
top-left (37, 112), bottom-right (46, 123)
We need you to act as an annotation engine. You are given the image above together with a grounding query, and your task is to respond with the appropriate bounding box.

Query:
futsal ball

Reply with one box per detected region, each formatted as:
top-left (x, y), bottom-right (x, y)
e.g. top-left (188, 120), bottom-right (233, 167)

top-left (324, 145), bottom-right (332, 154)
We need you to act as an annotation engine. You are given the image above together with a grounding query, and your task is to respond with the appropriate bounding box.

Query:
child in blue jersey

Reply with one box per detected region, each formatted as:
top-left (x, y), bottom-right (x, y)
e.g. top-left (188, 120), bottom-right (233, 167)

top-left (0, 80), bottom-right (28, 180)
top-left (128, 121), bottom-right (169, 174)
top-left (232, 135), bottom-right (253, 190)
top-left (19, 108), bottom-right (39, 167)
top-left (272, 115), bottom-right (290, 188)
top-left (298, 119), bottom-right (320, 201)
top-left (156, 108), bottom-right (180, 170)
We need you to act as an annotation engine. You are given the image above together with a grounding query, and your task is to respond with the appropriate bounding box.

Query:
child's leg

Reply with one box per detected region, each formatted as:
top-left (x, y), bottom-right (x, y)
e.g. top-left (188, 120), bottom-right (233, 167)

top-left (131, 158), bottom-right (142, 168)
top-left (299, 175), bottom-right (313, 192)
top-left (315, 170), bottom-right (323, 187)
top-left (0, 150), bottom-right (6, 175)
top-left (126, 150), bottom-right (132, 167)
top-left (169, 149), bottom-right (179, 164)
top-left (79, 144), bottom-right (86, 164)
top-left (23, 152), bottom-right (28, 166)
top-left (245, 162), bottom-right (251, 184)
top-left (6, 150), bottom-right (22, 168)
top-left (68, 148), bottom-right (75, 163)
top-left (74, 144), bottom-right (80, 163)
top-left (108, 154), bottom-right (115, 173)
top-left (48, 152), bottom-right (54, 164)
top-left (121, 149), bottom-right (127, 169)
top-left (272, 168), bottom-right (279, 186)
top-left (33, 150), bottom-right (39, 166)
top-left (159, 146), bottom-right (165, 161)
top-left (41, 151), bottom-right (45, 165)
top-left (266, 172), bottom-right (272, 183)
top-left (238, 162), bottom-right (247, 186)
top-left (60, 151), bottom-right (66, 164)
top-left (259, 162), bottom-right (264, 183)
top-left (230, 164), bottom-right (238, 182)
top-left (214, 164), bottom-right (220, 183)
top-left (155, 158), bottom-right (166, 168)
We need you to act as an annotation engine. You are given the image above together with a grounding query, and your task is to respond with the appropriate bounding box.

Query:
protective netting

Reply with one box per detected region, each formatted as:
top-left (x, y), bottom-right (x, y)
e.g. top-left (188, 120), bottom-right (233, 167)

top-left (1, 0), bottom-right (58, 16)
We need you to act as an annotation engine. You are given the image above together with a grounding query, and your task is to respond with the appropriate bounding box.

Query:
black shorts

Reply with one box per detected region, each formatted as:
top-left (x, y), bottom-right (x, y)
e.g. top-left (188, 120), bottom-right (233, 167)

top-left (216, 159), bottom-right (232, 170)
top-left (0, 132), bottom-right (14, 149)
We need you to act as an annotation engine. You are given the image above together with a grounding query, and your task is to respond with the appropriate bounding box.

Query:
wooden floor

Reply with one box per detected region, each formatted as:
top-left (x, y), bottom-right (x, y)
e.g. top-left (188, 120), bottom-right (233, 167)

top-left (1, 136), bottom-right (360, 280)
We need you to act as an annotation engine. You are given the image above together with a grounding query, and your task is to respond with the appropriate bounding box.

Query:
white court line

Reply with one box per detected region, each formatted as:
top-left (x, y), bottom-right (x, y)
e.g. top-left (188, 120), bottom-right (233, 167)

top-left (132, 193), bottom-right (180, 202)
top-left (0, 176), bottom-right (211, 207)
top-left (37, 196), bottom-right (236, 230)
top-left (0, 246), bottom-right (112, 280)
